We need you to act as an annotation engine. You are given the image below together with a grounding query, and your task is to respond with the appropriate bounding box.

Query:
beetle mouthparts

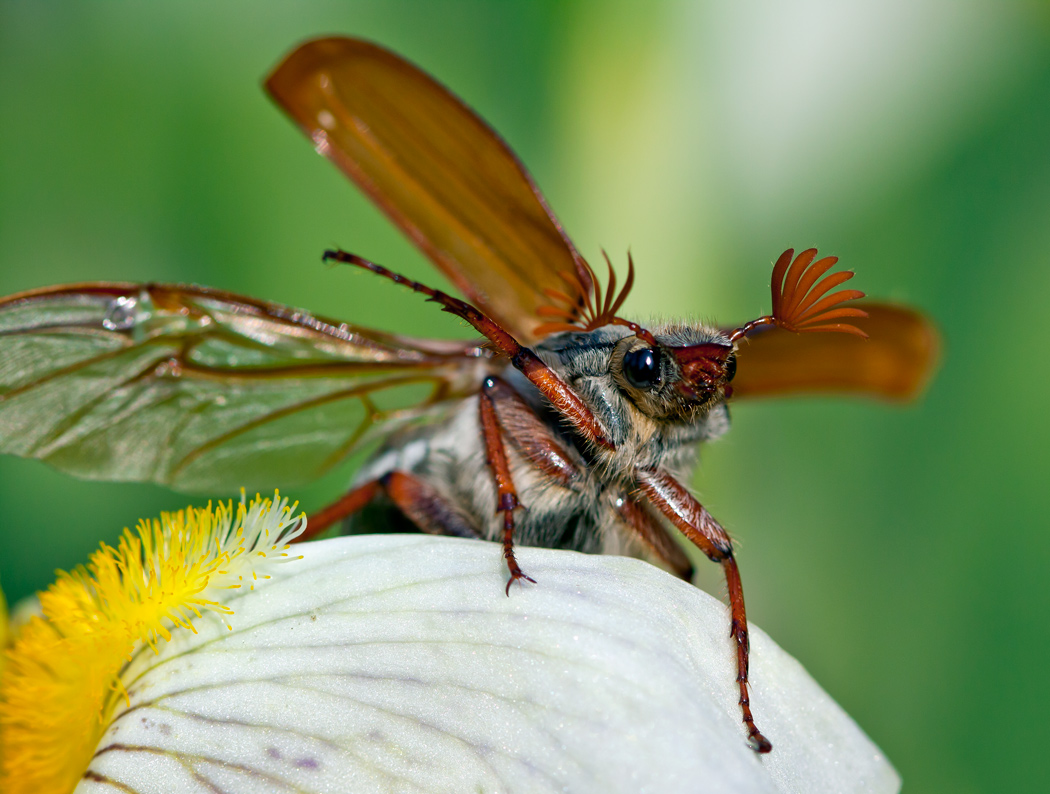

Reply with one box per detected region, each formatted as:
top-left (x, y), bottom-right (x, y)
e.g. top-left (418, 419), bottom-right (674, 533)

top-left (672, 342), bottom-right (733, 389)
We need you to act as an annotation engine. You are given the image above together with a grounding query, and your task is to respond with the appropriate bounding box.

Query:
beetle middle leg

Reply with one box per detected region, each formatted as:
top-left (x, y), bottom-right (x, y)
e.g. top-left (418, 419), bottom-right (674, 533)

top-left (614, 495), bottom-right (694, 581)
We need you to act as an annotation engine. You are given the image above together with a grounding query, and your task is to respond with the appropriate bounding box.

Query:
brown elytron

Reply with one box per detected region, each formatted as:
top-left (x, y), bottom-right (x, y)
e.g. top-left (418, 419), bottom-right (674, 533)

top-left (0, 37), bottom-right (939, 754)
top-left (264, 36), bottom-right (594, 344)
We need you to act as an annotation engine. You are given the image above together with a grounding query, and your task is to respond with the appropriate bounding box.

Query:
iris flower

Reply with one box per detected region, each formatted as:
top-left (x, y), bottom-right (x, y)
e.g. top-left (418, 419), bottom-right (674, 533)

top-left (0, 495), bottom-right (898, 793)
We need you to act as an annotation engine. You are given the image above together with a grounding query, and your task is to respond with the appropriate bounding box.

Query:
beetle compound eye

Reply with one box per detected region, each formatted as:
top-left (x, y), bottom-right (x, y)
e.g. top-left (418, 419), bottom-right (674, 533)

top-left (724, 353), bottom-right (737, 383)
top-left (623, 347), bottom-right (662, 389)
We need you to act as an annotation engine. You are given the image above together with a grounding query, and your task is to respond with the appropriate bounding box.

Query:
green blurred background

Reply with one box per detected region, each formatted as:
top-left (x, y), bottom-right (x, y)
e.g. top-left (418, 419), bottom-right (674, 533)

top-left (1, 1), bottom-right (1047, 791)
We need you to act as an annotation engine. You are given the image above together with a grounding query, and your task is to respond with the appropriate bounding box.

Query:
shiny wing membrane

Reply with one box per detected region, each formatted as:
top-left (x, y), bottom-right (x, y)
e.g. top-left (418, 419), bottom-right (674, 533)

top-left (265, 36), bottom-right (591, 343)
top-left (730, 303), bottom-right (938, 401)
top-left (0, 284), bottom-right (489, 493)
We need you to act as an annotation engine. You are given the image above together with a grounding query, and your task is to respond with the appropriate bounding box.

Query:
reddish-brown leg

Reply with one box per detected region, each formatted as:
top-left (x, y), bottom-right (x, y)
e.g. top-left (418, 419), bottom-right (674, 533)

top-left (299, 480), bottom-right (379, 541)
top-left (482, 376), bottom-right (580, 487)
top-left (615, 495), bottom-right (694, 581)
top-left (323, 249), bottom-right (613, 450)
top-left (478, 379), bottom-right (536, 594)
top-left (300, 471), bottom-right (480, 542)
top-left (636, 467), bottom-right (772, 753)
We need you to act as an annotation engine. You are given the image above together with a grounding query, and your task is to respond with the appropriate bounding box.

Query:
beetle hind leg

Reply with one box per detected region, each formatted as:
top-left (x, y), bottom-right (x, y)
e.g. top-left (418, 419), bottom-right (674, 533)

top-left (301, 471), bottom-right (481, 542)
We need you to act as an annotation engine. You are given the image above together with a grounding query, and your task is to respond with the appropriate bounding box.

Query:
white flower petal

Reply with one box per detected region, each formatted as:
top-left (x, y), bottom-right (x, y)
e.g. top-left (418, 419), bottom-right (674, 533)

top-left (80, 535), bottom-right (899, 794)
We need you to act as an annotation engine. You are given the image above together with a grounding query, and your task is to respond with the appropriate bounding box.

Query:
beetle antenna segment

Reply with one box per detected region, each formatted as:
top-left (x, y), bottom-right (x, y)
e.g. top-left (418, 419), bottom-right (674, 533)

top-left (322, 249), bottom-right (497, 337)
top-left (323, 246), bottom-right (529, 359)
top-left (728, 248), bottom-right (869, 342)
top-left (534, 250), bottom-right (655, 343)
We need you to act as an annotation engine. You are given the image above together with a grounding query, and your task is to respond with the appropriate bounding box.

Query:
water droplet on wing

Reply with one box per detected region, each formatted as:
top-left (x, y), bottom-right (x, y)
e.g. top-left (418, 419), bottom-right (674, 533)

top-left (103, 296), bottom-right (140, 331)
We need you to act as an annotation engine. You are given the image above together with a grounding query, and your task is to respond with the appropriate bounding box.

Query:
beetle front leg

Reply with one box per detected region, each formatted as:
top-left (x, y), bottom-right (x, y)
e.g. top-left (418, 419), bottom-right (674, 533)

top-left (636, 467), bottom-right (772, 754)
top-left (323, 249), bottom-right (613, 450)
top-left (479, 378), bottom-right (536, 594)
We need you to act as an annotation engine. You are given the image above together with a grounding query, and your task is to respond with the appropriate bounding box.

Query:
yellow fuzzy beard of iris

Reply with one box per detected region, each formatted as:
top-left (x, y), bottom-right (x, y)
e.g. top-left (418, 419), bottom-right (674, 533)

top-left (0, 493), bottom-right (304, 794)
